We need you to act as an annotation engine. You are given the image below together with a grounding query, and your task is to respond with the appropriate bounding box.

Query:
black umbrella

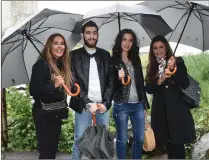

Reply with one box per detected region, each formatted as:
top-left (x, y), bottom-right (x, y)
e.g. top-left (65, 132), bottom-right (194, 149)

top-left (1, 8), bottom-right (83, 89)
top-left (82, 2), bottom-right (172, 51)
top-left (77, 114), bottom-right (114, 159)
top-left (140, 1), bottom-right (209, 53)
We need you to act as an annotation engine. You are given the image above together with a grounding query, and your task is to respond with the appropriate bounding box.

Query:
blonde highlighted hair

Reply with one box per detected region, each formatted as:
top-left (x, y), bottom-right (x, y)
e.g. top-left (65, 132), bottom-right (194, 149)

top-left (40, 33), bottom-right (72, 88)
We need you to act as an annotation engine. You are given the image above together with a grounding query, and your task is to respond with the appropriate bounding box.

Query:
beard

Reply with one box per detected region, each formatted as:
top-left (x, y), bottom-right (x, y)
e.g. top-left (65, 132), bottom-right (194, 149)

top-left (83, 38), bottom-right (98, 48)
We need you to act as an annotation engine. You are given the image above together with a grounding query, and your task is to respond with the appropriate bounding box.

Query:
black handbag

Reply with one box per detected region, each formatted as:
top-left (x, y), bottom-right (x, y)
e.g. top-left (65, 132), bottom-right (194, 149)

top-left (181, 75), bottom-right (201, 109)
top-left (41, 99), bottom-right (68, 119)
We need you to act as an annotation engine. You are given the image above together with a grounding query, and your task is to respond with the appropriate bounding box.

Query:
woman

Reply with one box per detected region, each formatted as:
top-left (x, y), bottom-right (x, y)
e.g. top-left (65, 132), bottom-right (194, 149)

top-left (145, 35), bottom-right (196, 159)
top-left (111, 29), bottom-right (149, 159)
top-left (29, 33), bottom-right (72, 159)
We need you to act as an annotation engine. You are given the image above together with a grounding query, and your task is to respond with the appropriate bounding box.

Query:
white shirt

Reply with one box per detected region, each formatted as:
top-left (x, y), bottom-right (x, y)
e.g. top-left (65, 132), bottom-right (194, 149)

top-left (84, 46), bottom-right (102, 103)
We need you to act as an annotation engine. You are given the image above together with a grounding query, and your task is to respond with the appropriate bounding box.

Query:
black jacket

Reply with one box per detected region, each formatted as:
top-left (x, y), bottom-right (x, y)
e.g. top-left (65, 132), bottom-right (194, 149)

top-left (29, 58), bottom-right (68, 119)
top-left (145, 57), bottom-right (196, 148)
top-left (30, 58), bottom-right (66, 106)
top-left (111, 57), bottom-right (149, 110)
top-left (69, 47), bottom-right (114, 113)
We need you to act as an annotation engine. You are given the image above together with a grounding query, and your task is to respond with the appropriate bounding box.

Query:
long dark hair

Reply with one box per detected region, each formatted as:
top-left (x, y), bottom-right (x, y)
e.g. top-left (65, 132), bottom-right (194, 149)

top-left (145, 35), bottom-right (173, 83)
top-left (112, 29), bottom-right (140, 67)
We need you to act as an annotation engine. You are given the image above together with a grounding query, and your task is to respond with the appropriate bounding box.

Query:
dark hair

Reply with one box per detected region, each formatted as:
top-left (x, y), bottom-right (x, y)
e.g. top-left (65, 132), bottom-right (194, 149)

top-left (81, 20), bottom-right (98, 33)
top-left (112, 29), bottom-right (140, 67)
top-left (145, 35), bottom-right (173, 83)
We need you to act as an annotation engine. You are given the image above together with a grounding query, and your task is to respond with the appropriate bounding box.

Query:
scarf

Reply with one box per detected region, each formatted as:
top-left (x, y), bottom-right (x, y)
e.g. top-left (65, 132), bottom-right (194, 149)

top-left (156, 57), bottom-right (166, 78)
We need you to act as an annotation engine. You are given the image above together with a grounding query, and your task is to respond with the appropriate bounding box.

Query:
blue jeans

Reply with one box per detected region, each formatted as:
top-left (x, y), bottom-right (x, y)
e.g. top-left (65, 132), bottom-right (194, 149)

top-left (113, 103), bottom-right (145, 159)
top-left (72, 109), bottom-right (110, 160)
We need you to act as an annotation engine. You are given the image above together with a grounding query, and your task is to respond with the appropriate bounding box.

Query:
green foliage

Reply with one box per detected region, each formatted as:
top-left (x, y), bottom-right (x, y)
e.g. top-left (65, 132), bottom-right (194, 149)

top-left (6, 86), bottom-right (37, 151)
top-left (5, 86), bottom-right (76, 152)
top-left (181, 53), bottom-right (209, 159)
top-left (58, 111), bottom-right (75, 152)
top-left (183, 53), bottom-right (209, 140)
top-left (108, 107), bottom-right (116, 135)
top-left (140, 54), bottom-right (149, 71)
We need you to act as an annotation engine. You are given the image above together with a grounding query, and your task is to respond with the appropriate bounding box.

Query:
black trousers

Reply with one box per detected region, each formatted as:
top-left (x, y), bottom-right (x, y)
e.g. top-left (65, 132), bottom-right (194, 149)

top-left (32, 107), bottom-right (62, 159)
top-left (166, 141), bottom-right (186, 159)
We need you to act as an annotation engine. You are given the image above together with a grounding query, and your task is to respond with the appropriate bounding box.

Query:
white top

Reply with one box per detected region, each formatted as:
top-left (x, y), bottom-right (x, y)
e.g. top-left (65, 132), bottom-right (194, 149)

top-left (84, 46), bottom-right (102, 103)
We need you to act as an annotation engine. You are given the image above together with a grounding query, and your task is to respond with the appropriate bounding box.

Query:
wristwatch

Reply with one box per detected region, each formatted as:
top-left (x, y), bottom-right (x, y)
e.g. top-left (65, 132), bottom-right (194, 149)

top-left (86, 103), bottom-right (91, 110)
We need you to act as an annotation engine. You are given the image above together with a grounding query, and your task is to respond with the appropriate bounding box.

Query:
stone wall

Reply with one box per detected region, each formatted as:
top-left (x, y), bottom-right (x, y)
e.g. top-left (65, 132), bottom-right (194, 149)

top-left (2, 1), bottom-right (38, 35)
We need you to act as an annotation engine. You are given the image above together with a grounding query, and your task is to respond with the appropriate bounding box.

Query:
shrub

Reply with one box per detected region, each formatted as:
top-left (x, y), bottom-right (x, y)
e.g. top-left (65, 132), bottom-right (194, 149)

top-left (6, 86), bottom-right (37, 151)
top-left (5, 86), bottom-right (76, 152)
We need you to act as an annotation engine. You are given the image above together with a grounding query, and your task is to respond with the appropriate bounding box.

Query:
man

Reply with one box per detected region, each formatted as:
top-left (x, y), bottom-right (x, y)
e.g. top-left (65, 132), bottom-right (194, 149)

top-left (69, 20), bottom-right (114, 160)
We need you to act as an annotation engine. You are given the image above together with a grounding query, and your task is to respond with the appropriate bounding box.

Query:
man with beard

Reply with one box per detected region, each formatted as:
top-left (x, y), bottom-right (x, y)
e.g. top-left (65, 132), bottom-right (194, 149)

top-left (69, 20), bottom-right (114, 160)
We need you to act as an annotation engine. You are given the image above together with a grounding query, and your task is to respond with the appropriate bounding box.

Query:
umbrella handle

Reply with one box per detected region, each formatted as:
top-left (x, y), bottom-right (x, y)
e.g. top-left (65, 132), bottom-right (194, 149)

top-left (92, 104), bottom-right (102, 125)
top-left (92, 114), bottom-right (96, 125)
top-left (166, 65), bottom-right (177, 76)
top-left (61, 83), bottom-right (80, 97)
top-left (166, 56), bottom-right (177, 76)
top-left (121, 75), bottom-right (131, 86)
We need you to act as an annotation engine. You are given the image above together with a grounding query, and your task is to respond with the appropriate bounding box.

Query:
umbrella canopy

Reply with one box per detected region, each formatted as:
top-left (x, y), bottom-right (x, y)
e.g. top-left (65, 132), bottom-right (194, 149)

top-left (1, 8), bottom-right (83, 88)
top-left (82, 2), bottom-right (172, 51)
top-left (140, 1), bottom-right (209, 53)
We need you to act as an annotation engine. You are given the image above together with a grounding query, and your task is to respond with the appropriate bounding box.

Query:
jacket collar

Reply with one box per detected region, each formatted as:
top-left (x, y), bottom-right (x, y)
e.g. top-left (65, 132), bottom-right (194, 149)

top-left (82, 47), bottom-right (100, 58)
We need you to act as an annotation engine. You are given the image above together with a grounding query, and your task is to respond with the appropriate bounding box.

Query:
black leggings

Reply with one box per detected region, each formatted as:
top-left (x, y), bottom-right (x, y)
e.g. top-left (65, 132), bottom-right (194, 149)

top-left (166, 141), bottom-right (185, 159)
top-left (32, 107), bottom-right (62, 159)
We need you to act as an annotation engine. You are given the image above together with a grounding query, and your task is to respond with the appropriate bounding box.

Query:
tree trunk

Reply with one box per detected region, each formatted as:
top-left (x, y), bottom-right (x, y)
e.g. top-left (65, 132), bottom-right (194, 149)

top-left (1, 88), bottom-right (8, 150)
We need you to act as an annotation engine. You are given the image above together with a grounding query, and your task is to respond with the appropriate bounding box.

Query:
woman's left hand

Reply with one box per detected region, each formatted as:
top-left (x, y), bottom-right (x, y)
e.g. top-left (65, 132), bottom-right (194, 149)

top-left (167, 56), bottom-right (176, 70)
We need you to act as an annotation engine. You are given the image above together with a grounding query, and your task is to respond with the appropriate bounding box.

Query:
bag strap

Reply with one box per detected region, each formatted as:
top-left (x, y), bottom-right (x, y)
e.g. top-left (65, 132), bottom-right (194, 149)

top-left (145, 116), bottom-right (151, 130)
top-left (40, 98), bottom-right (67, 105)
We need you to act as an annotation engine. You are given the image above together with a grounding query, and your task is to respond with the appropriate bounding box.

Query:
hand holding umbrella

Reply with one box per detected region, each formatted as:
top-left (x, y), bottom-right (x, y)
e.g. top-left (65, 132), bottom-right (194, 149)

top-left (78, 103), bottom-right (114, 159)
top-left (118, 68), bottom-right (131, 86)
top-left (61, 82), bottom-right (80, 97)
top-left (53, 74), bottom-right (80, 97)
top-left (166, 56), bottom-right (177, 76)
top-left (97, 103), bottom-right (107, 114)
top-left (88, 103), bottom-right (98, 115)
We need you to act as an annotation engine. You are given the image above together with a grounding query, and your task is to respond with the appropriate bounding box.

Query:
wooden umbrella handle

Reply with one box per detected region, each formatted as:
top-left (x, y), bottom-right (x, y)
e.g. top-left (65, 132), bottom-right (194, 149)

top-left (166, 65), bottom-right (177, 76)
top-left (92, 114), bottom-right (96, 126)
top-left (61, 83), bottom-right (80, 97)
top-left (92, 104), bottom-right (102, 125)
top-left (121, 75), bottom-right (131, 86)
top-left (166, 56), bottom-right (177, 76)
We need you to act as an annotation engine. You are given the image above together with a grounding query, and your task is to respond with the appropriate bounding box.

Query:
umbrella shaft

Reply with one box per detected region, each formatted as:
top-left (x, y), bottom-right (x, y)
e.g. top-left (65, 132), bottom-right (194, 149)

top-left (23, 32), bottom-right (56, 74)
top-left (174, 3), bottom-right (195, 54)
top-left (23, 31), bottom-right (42, 55)
top-left (117, 12), bottom-right (121, 31)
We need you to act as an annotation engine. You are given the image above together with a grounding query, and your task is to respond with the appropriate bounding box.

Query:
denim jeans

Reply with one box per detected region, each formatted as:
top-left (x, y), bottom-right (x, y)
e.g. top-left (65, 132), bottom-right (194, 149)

top-left (113, 103), bottom-right (145, 159)
top-left (72, 109), bottom-right (110, 160)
